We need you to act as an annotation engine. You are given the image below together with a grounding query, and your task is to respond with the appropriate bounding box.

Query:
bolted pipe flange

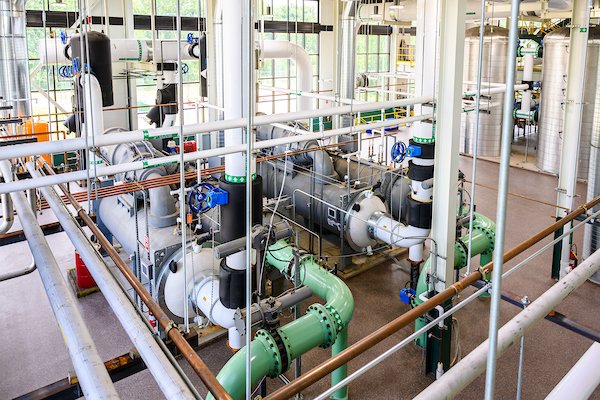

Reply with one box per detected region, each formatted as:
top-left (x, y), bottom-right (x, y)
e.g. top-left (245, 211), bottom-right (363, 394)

top-left (307, 304), bottom-right (337, 349)
top-left (473, 225), bottom-right (496, 254)
top-left (255, 330), bottom-right (284, 377)
top-left (325, 304), bottom-right (344, 333)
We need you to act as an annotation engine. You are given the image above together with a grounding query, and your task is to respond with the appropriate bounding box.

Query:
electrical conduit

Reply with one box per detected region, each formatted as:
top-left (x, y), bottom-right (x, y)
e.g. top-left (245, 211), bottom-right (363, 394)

top-left (414, 212), bottom-right (495, 347)
top-left (208, 240), bottom-right (354, 400)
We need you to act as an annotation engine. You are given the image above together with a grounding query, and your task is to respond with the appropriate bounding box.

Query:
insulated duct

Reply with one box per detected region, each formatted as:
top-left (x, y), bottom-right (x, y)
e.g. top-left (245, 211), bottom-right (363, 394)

top-left (0, 0), bottom-right (31, 117)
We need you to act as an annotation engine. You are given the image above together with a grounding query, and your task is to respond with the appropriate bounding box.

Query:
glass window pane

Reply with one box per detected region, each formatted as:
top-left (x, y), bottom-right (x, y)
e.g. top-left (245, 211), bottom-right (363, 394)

top-left (356, 54), bottom-right (367, 73)
top-left (304, 1), bottom-right (318, 22)
top-left (380, 35), bottom-right (390, 53)
top-left (356, 35), bottom-right (367, 53)
top-left (305, 34), bottom-right (318, 54)
top-left (379, 55), bottom-right (390, 72)
top-left (368, 35), bottom-right (379, 52)
top-left (368, 55), bottom-right (378, 72)
top-left (274, 59), bottom-right (288, 77)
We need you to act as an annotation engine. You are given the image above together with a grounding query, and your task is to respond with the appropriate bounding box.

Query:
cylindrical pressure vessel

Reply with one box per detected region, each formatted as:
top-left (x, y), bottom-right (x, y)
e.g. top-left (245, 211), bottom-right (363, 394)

top-left (460, 26), bottom-right (509, 157)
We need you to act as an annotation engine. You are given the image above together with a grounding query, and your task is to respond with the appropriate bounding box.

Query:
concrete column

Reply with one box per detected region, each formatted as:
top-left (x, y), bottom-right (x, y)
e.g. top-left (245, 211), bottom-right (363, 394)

top-left (430, 0), bottom-right (466, 292)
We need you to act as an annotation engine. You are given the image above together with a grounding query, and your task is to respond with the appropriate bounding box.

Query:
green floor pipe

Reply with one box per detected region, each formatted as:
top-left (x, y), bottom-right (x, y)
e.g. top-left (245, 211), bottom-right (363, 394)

top-left (209, 240), bottom-right (354, 400)
top-left (414, 212), bottom-right (495, 348)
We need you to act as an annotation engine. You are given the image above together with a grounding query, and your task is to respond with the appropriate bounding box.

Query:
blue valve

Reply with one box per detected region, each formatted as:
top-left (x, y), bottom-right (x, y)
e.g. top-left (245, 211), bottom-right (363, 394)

top-left (72, 57), bottom-right (80, 72)
top-left (390, 141), bottom-right (407, 163)
top-left (60, 31), bottom-right (68, 44)
top-left (187, 32), bottom-right (198, 44)
top-left (399, 288), bottom-right (416, 305)
top-left (206, 187), bottom-right (229, 208)
top-left (405, 144), bottom-right (421, 158)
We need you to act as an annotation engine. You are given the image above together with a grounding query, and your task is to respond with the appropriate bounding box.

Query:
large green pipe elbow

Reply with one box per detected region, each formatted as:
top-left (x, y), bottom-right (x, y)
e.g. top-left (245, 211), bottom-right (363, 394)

top-left (414, 212), bottom-right (495, 347)
top-left (211, 241), bottom-right (354, 400)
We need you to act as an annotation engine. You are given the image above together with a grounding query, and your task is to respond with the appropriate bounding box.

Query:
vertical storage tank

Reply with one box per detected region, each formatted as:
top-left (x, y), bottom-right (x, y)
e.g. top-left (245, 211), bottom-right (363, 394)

top-left (536, 26), bottom-right (600, 179)
top-left (460, 26), bottom-right (509, 157)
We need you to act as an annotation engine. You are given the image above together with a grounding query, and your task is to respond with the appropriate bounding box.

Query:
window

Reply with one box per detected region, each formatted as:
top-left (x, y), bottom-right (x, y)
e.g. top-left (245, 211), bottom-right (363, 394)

top-left (265, 0), bottom-right (318, 23)
top-left (356, 34), bottom-right (391, 101)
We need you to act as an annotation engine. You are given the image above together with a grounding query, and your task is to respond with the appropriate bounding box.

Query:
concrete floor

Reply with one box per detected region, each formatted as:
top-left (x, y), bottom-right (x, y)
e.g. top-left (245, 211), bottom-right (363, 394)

top-left (1, 157), bottom-right (600, 399)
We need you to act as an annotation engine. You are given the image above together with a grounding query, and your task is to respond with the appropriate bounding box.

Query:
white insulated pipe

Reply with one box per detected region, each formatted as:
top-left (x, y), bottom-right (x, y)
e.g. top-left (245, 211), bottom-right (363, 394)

top-left (261, 40), bottom-right (314, 111)
top-left (0, 161), bottom-right (119, 400)
top-left (520, 54), bottom-right (534, 114)
top-left (545, 342), bottom-right (600, 400)
top-left (463, 83), bottom-right (529, 97)
top-left (82, 73), bottom-right (105, 138)
top-left (27, 165), bottom-right (197, 399)
top-left (222, 0), bottom-right (247, 178)
top-left (192, 277), bottom-right (244, 349)
top-left (413, 247), bottom-right (600, 400)
top-left (372, 213), bottom-right (430, 248)
top-left (39, 38), bottom-right (198, 64)
top-left (1, 113), bottom-right (432, 195)
top-left (0, 96), bottom-right (432, 162)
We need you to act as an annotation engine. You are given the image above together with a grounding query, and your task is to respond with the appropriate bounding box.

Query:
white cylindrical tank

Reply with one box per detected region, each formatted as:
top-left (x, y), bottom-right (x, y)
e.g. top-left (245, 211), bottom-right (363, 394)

top-left (460, 26), bottom-right (509, 157)
top-left (536, 26), bottom-right (600, 179)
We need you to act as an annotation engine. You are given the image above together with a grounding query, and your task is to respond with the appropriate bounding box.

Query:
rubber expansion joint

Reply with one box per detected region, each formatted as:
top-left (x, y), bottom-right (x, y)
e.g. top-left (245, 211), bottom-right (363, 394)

top-left (407, 160), bottom-right (434, 181)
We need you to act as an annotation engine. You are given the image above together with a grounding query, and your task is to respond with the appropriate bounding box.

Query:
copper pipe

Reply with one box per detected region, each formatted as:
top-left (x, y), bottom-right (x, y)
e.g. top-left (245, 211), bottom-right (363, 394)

top-left (40, 162), bottom-right (232, 400)
top-left (264, 194), bottom-right (600, 400)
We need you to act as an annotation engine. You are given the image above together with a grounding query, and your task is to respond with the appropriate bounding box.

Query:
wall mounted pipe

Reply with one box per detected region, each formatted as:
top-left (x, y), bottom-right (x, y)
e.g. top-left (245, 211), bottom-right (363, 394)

top-left (208, 240), bottom-right (354, 400)
top-left (262, 194), bottom-right (600, 400)
top-left (26, 164), bottom-right (201, 400)
top-left (0, 161), bottom-right (119, 399)
top-left (261, 40), bottom-right (313, 111)
top-left (0, 113), bottom-right (433, 195)
top-left (0, 96), bottom-right (432, 162)
top-left (413, 247), bottom-right (600, 400)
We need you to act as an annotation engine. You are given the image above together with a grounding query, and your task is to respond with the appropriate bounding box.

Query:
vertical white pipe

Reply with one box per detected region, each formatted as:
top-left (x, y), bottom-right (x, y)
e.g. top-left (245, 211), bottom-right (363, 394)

top-left (223, 0), bottom-right (247, 179)
top-left (556, 0), bottom-right (591, 278)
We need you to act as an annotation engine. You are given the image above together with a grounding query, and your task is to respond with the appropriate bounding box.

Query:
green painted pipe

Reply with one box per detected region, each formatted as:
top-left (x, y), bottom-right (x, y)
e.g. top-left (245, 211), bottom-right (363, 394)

top-left (414, 212), bottom-right (495, 347)
top-left (209, 240), bottom-right (354, 400)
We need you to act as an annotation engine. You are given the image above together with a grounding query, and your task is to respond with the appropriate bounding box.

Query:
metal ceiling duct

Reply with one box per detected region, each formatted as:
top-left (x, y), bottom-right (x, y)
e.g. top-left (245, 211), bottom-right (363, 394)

top-left (536, 26), bottom-right (600, 179)
top-left (460, 25), bottom-right (509, 157)
top-left (0, 0), bottom-right (31, 118)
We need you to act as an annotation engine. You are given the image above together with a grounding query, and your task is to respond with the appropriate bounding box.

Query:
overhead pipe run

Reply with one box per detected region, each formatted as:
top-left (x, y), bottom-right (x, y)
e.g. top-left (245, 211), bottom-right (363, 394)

top-left (413, 247), bottom-right (600, 400)
top-left (0, 113), bottom-right (433, 195)
top-left (0, 96), bottom-right (432, 161)
top-left (26, 164), bottom-right (201, 400)
top-left (0, 161), bottom-right (119, 400)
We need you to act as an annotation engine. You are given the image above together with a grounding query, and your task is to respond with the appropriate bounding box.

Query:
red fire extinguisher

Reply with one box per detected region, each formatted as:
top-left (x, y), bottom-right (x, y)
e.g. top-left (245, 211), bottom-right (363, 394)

top-left (569, 244), bottom-right (578, 271)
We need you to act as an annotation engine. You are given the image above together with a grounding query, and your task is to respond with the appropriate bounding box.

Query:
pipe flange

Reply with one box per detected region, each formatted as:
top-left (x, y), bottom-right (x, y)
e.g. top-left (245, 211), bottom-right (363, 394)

top-left (324, 304), bottom-right (344, 333)
top-left (307, 304), bottom-right (337, 349)
top-left (255, 330), bottom-right (283, 377)
top-left (473, 225), bottom-right (496, 254)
